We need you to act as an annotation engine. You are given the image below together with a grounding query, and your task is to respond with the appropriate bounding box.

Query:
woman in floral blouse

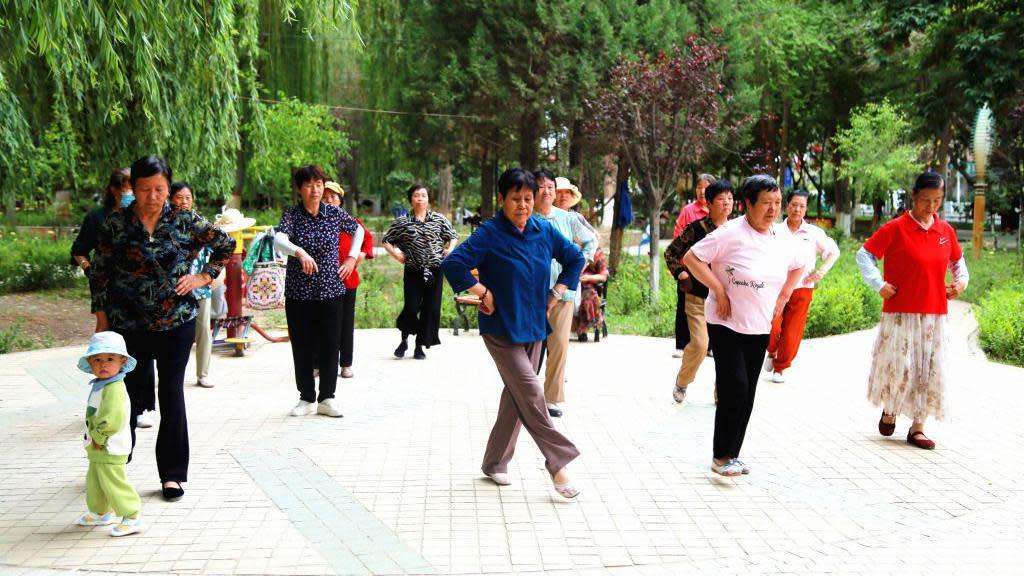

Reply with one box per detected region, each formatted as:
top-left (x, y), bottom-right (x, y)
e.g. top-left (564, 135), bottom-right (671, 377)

top-left (92, 156), bottom-right (235, 502)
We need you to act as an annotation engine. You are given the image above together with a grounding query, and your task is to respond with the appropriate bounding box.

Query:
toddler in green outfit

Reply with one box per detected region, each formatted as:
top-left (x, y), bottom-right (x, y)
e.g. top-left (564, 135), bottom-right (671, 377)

top-left (76, 331), bottom-right (143, 537)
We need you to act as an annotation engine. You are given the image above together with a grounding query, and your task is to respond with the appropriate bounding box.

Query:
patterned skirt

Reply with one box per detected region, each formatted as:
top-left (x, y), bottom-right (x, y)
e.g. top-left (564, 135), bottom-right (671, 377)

top-left (866, 312), bottom-right (948, 421)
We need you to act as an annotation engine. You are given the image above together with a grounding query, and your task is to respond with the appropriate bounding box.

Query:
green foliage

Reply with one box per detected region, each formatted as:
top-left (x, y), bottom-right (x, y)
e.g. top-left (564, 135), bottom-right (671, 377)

top-left (803, 245), bottom-right (882, 338)
top-left (836, 100), bottom-right (921, 204)
top-left (959, 249), bottom-right (1024, 305)
top-left (245, 94), bottom-right (350, 207)
top-left (975, 286), bottom-right (1024, 367)
top-left (0, 321), bottom-right (35, 354)
top-left (0, 232), bottom-right (83, 294)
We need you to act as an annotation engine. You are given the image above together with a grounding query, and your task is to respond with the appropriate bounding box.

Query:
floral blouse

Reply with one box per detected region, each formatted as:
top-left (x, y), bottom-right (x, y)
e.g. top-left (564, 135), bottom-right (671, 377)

top-left (92, 204), bottom-right (235, 332)
top-left (278, 202), bottom-right (359, 301)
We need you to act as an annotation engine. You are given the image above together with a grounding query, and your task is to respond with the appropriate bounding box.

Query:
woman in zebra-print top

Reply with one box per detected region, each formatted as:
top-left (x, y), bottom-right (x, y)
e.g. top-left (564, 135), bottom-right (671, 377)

top-left (382, 183), bottom-right (458, 360)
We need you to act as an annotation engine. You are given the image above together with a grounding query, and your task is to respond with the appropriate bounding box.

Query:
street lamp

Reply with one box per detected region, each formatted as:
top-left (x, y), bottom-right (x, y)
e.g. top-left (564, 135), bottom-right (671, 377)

top-left (972, 103), bottom-right (994, 259)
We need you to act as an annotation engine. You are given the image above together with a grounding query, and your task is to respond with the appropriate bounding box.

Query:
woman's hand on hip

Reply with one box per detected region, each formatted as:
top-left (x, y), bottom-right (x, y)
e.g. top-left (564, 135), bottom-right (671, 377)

top-left (714, 288), bottom-right (731, 320)
top-left (478, 290), bottom-right (496, 316)
top-left (338, 256), bottom-right (356, 280)
top-left (946, 280), bottom-right (966, 300)
top-left (175, 273), bottom-right (211, 296)
top-left (804, 271), bottom-right (822, 285)
top-left (879, 282), bottom-right (898, 299)
top-left (297, 249), bottom-right (319, 275)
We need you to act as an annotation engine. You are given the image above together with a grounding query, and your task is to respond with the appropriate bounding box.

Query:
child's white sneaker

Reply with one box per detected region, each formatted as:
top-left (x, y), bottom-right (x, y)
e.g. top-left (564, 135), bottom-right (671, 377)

top-left (77, 511), bottom-right (119, 526)
top-left (110, 515), bottom-right (143, 537)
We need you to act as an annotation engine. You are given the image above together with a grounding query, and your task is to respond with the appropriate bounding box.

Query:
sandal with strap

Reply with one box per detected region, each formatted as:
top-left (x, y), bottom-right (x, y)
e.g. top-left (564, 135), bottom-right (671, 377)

top-left (553, 482), bottom-right (580, 499)
top-left (907, 430), bottom-right (935, 450)
top-left (878, 413), bottom-right (896, 437)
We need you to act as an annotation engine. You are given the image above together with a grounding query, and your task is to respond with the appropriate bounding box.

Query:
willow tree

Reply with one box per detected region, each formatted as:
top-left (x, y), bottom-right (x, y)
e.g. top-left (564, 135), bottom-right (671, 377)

top-left (588, 37), bottom-right (729, 301)
top-left (0, 0), bottom-right (350, 221)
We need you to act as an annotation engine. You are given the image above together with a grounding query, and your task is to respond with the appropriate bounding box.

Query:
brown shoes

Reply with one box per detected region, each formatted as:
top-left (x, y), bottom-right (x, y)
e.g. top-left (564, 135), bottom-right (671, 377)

top-left (878, 413), bottom-right (896, 437)
top-left (907, 430), bottom-right (936, 450)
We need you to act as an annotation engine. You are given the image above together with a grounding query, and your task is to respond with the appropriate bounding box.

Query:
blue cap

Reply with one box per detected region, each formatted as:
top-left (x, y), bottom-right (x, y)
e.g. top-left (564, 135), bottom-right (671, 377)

top-left (78, 331), bottom-right (137, 374)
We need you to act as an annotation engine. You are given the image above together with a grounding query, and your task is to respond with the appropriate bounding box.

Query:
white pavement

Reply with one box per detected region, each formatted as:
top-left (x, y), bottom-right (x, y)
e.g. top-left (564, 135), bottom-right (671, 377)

top-left (1, 302), bottom-right (1023, 575)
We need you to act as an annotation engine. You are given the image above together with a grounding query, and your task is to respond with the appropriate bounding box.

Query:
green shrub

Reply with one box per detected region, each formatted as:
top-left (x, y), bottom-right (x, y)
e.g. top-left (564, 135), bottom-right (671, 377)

top-left (804, 273), bottom-right (881, 337)
top-left (975, 286), bottom-right (1024, 367)
top-left (0, 322), bottom-right (35, 354)
top-left (0, 232), bottom-right (84, 294)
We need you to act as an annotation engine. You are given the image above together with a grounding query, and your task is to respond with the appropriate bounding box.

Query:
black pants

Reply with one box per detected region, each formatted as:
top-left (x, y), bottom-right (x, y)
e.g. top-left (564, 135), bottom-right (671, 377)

top-left (117, 320), bottom-right (194, 483)
top-left (397, 266), bottom-right (443, 348)
top-left (286, 297), bottom-right (342, 402)
top-left (339, 288), bottom-right (357, 368)
top-left (136, 359), bottom-right (157, 412)
top-left (675, 284), bottom-right (690, 350)
top-left (708, 323), bottom-right (768, 460)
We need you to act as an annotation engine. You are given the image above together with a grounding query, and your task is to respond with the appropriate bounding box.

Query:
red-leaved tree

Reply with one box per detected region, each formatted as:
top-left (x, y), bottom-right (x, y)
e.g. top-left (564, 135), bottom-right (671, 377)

top-left (588, 36), bottom-right (729, 300)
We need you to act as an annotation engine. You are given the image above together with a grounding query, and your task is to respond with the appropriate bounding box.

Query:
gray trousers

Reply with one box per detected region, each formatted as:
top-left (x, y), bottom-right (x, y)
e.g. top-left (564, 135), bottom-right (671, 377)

top-left (482, 334), bottom-right (580, 476)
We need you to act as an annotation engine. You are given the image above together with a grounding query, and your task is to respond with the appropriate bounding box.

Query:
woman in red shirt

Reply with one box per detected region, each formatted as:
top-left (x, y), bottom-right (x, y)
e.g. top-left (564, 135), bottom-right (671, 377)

top-left (324, 181), bottom-right (374, 378)
top-left (857, 172), bottom-right (969, 449)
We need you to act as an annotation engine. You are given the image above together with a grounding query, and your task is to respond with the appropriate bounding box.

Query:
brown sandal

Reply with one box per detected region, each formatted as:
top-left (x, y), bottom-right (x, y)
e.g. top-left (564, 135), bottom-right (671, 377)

top-left (906, 430), bottom-right (935, 450)
top-left (878, 413), bottom-right (895, 437)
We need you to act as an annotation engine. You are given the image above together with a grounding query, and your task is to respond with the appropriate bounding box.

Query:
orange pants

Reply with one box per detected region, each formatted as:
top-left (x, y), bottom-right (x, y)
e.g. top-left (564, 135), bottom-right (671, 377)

top-left (767, 287), bottom-right (814, 373)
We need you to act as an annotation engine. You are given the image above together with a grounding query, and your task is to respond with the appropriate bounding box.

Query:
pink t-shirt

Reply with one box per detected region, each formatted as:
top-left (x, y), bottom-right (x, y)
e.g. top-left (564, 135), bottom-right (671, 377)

top-left (689, 217), bottom-right (804, 335)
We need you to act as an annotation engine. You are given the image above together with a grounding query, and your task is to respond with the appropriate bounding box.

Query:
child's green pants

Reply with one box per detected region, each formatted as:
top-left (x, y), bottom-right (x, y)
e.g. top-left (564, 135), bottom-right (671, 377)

top-left (86, 461), bottom-right (140, 519)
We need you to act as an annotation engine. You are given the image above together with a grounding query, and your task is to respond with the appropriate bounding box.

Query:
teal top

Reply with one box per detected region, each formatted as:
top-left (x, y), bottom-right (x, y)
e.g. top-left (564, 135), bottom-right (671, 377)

top-left (535, 208), bottom-right (597, 301)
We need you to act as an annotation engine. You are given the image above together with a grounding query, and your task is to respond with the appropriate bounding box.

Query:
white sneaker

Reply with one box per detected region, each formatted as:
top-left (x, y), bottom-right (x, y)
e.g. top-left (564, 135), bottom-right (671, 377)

top-left (771, 372), bottom-right (786, 383)
top-left (289, 400), bottom-right (316, 417)
top-left (110, 515), bottom-right (143, 537)
top-left (340, 367), bottom-right (354, 378)
top-left (672, 349), bottom-right (683, 358)
top-left (135, 411), bottom-right (154, 429)
top-left (485, 472), bottom-right (511, 486)
top-left (316, 398), bottom-right (344, 418)
top-left (196, 377), bottom-right (214, 388)
top-left (763, 354), bottom-right (775, 373)
top-left (77, 511), bottom-right (119, 526)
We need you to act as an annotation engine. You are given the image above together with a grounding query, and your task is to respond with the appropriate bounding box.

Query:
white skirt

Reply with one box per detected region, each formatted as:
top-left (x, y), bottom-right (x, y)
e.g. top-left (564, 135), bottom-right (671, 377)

top-left (866, 312), bottom-right (948, 421)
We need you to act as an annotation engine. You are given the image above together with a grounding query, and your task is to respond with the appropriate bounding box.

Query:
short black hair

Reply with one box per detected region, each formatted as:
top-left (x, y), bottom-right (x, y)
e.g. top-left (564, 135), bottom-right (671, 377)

top-left (785, 189), bottom-right (810, 204)
top-left (291, 165), bottom-right (328, 190)
top-left (740, 174), bottom-right (780, 205)
top-left (499, 168), bottom-right (538, 197)
top-left (912, 171), bottom-right (944, 194)
top-left (169, 182), bottom-right (193, 198)
top-left (129, 156), bottom-right (172, 189)
top-left (705, 180), bottom-right (734, 203)
top-left (406, 183), bottom-right (429, 203)
top-left (533, 168), bottom-right (556, 183)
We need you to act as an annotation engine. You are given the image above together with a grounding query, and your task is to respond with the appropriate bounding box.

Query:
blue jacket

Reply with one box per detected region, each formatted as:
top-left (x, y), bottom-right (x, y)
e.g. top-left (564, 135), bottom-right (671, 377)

top-left (442, 212), bottom-right (584, 343)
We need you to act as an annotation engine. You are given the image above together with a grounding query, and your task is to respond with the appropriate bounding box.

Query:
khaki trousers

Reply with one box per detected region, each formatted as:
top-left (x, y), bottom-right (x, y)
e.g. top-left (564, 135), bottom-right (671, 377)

top-left (482, 334), bottom-right (580, 476)
top-left (194, 297), bottom-right (211, 380)
top-left (676, 294), bottom-right (710, 388)
top-left (544, 300), bottom-right (574, 404)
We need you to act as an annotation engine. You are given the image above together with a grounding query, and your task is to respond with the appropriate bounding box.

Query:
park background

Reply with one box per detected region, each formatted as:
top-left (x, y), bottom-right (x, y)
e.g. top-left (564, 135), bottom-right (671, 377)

top-left (0, 0), bottom-right (1021, 366)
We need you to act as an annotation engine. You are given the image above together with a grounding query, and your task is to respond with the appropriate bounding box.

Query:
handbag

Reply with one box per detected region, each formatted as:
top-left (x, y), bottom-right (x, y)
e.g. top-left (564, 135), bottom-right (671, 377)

top-left (244, 228), bottom-right (286, 310)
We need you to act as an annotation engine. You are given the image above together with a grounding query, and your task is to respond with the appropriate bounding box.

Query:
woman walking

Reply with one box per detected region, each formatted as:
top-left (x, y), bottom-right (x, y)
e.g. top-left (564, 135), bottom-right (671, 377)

top-left (673, 174), bottom-right (717, 357)
top-left (274, 166), bottom-right (363, 417)
top-left (91, 156), bottom-right (235, 501)
top-left (323, 181), bottom-right (374, 378)
top-left (857, 172), bottom-right (968, 449)
top-left (442, 167), bottom-right (584, 498)
top-left (533, 170), bottom-right (596, 418)
top-left (382, 184), bottom-right (457, 360)
top-left (664, 180), bottom-right (734, 404)
top-left (763, 190), bottom-right (840, 383)
top-left (683, 175), bottom-right (805, 477)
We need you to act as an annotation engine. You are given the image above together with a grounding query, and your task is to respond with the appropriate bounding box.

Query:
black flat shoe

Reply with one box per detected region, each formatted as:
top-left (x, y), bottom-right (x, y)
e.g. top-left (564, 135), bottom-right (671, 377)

top-left (394, 341), bottom-right (408, 358)
top-left (548, 406), bottom-right (563, 418)
top-left (413, 346), bottom-right (426, 360)
top-left (162, 483), bottom-right (184, 502)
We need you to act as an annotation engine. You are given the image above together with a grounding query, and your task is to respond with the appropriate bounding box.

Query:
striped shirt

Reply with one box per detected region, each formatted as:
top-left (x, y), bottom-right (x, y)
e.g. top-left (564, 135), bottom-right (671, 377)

top-left (382, 211), bottom-right (457, 280)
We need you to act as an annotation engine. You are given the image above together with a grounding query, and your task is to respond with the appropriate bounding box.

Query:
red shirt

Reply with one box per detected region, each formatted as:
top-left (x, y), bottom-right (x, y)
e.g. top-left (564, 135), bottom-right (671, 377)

top-left (338, 218), bottom-right (375, 289)
top-left (673, 202), bottom-right (709, 238)
top-left (862, 213), bottom-right (962, 315)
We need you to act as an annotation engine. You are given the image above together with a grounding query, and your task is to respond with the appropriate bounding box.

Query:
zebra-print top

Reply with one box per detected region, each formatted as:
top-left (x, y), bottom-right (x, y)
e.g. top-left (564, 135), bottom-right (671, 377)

top-left (382, 211), bottom-right (457, 280)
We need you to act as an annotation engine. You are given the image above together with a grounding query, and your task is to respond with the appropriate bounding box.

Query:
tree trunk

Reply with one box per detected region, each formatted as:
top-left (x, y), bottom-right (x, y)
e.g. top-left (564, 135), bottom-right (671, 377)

top-left (437, 161), bottom-right (453, 218)
top-left (609, 155), bottom-right (629, 274)
top-left (480, 145), bottom-right (495, 219)
top-left (779, 98), bottom-right (790, 182)
top-left (872, 196), bottom-right (884, 230)
top-left (231, 137), bottom-right (246, 210)
top-left (647, 192), bottom-right (662, 303)
top-left (832, 148), bottom-right (853, 236)
top-left (518, 109), bottom-right (540, 169)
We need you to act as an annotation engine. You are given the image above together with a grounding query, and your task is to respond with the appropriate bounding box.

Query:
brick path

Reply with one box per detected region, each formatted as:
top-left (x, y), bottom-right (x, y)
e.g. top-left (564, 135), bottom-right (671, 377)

top-left (0, 301), bottom-right (1021, 575)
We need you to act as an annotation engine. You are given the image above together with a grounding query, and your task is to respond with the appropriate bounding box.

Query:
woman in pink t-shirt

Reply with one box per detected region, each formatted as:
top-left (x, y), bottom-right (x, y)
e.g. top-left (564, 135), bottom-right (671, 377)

top-left (683, 175), bottom-right (805, 477)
